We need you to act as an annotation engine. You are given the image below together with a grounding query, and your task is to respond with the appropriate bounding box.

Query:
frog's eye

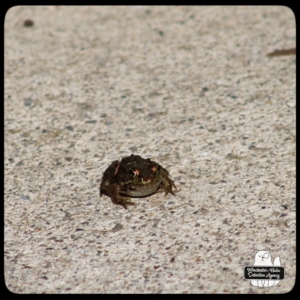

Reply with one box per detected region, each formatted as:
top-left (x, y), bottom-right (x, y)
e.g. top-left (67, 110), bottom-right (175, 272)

top-left (128, 169), bottom-right (135, 177)
top-left (129, 168), bottom-right (140, 177)
top-left (151, 165), bottom-right (158, 172)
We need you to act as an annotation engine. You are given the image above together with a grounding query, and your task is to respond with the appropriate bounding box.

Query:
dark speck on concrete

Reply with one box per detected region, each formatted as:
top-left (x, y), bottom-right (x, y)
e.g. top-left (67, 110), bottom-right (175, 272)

top-left (129, 146), bottom-right (138, 153)
top-left (16, 160), bottom-right (23, 166)
top-left (23, 19), bottom-right (34, 27)
top-left (20, 194), bottom-right (31, 201)
top-left (112, 223), bottom-right (123, 232)
top-left (24, 98), bottom-right (32, 106)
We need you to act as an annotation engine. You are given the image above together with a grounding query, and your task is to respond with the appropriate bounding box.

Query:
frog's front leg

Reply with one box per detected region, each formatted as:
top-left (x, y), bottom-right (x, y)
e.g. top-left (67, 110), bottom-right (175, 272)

top-left (100, 183), bottom-right (136, 209)
top-left (112, 190), bottom-right (137, 209)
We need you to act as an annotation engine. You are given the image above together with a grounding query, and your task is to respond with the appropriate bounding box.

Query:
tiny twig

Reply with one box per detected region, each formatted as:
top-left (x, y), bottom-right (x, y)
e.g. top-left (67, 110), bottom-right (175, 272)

top-left (267, 48), bottom-right (296, 57)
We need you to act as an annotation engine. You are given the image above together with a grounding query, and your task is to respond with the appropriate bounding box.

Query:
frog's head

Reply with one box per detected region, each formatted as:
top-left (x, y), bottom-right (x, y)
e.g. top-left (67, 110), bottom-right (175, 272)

top-left (128, 163), bottom-right (161, 185)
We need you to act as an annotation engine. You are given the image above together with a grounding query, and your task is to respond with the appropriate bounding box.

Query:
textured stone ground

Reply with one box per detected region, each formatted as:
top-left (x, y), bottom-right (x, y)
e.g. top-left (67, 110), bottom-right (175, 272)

top-left (5, 6), bottom-right (295, 293)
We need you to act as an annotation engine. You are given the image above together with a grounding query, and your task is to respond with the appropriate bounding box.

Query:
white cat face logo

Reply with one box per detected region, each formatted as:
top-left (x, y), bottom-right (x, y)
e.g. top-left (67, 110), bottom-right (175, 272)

top-left (251, 250), bottom-right (281, 288)
top-left (254, 250), bottom-right (272, 265)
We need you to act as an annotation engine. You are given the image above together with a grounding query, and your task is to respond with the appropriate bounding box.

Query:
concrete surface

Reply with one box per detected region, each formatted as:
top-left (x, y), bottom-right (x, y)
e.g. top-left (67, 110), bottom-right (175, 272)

top-left (4, 6), bottom-right (295, 293)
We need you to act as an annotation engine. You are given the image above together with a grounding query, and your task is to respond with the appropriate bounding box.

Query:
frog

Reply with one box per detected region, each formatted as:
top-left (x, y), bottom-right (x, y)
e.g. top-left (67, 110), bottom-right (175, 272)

top-left (100, 154), bottom-right (177, 209)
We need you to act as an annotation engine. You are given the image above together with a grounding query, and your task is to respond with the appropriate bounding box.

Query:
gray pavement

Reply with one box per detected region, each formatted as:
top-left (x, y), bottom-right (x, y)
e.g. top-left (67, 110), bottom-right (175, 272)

top-left (5, 6), bottom-right (295, 293)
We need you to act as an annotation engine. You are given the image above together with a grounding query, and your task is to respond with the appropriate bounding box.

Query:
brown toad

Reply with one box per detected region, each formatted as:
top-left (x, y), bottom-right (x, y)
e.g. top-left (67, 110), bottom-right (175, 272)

top-left (100, 154), bottom-right (177, 209)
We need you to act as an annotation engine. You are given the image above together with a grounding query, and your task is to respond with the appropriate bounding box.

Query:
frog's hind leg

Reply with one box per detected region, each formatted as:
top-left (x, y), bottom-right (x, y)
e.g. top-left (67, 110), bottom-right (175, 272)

top-left (161, 177), bottom-right (177, 196)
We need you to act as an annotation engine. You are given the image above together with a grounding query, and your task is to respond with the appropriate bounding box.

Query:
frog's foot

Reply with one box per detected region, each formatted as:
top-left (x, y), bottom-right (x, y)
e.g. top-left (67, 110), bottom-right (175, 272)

top-left (112, 193), bottom-right (136, 209)
top-left (165, 188), bottom-right (176, 196)
top-left (160, 177), bottom-right (177, 196)
top-left (120, 198), bottom-right (136, 210)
